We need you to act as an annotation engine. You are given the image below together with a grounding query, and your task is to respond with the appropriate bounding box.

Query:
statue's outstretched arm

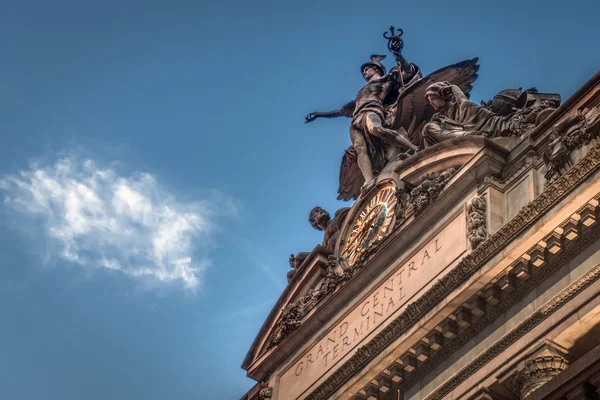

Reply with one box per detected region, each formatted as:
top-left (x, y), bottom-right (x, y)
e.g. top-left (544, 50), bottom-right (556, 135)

top-left (305, 100), bottom-right (355, 123)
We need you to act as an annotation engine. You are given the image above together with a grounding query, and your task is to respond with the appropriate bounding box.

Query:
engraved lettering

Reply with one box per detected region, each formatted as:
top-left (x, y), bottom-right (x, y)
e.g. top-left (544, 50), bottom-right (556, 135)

top-left (373, 291), bottom-right (380, 308)
top-left (387, 296), bottom-right (396, 312)
top-left (383, 279), bottom-right (394, 299)
top-left (342, 336), bottom-right (350, 351)
top-left (339, 322), bottom-right (348, 337)
top-left (422, 250), bottom-right (430, 265)
top-left (333, 344), bottom-right (340, 359)
top-left (353, 323), bottom-right (364, 342)
top-left (317, 345), bottom-right (324, 359)
top-left (278, 213), bottom-right (467, 400)
top-left (323, 351), bottom-right (331, 366)
top-left (408, 261), bottom-right (417, 276)
top-left (396, 268), bottom-right (404, 284)
top-left (398, 285), bottom-right (406, 301)
top-left (373, 303), bottom-right (384, 323)
top-left (307, 354), bottom-right (314, 365)
top-left (326, 331), bottom-right (336, 349)
top-left (295, 361), bottom-right (304, 376)
top-left (361, 301), bottom-right (370, 316)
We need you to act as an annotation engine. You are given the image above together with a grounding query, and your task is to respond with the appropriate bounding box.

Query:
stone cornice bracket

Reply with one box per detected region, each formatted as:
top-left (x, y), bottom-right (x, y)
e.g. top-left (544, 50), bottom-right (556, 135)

top-left (510, 343), bottom-right (572, 399)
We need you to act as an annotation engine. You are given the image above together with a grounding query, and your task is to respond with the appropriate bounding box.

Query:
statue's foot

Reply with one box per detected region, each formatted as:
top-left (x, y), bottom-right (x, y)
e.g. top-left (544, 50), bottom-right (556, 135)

top-left (361, 178), bottom-right (376, 193)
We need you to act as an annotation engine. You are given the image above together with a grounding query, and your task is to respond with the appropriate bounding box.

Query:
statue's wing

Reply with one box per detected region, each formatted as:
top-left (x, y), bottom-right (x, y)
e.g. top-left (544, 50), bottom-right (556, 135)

top-left (337, 146), bottom-right (364, 201)
top-left (393, 58), bottom-right (480, 133)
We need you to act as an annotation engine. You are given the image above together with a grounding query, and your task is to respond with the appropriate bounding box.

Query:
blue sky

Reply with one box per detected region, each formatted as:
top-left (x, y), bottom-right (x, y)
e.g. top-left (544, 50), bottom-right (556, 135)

top-left (0, 1), bottom-right (599, 399)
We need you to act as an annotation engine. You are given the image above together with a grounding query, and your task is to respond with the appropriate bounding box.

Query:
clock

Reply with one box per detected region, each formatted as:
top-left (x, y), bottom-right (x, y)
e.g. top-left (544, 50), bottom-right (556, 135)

top-left (340, 183), bottom-right (398, 268)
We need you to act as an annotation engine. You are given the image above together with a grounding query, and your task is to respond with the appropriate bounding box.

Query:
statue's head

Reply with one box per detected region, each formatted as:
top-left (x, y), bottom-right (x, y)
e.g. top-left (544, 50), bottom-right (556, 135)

top-left (425, 82), bottom-right (454, 112)
top-left (308, 206), bottom-right (331, 231)
top-left (360, 54), bottom-right (386, 82)
top-left (361, 65), bottom-right (384, 82)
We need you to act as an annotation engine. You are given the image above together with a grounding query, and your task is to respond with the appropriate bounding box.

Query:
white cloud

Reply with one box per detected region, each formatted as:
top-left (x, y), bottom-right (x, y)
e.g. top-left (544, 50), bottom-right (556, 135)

top-left (0, 156), bottom-right (236, 292)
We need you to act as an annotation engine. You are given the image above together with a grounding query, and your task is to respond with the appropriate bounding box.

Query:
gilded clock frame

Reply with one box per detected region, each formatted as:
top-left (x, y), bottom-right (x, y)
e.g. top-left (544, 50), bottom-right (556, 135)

top-left (337, 179), bottom-right (400, 270)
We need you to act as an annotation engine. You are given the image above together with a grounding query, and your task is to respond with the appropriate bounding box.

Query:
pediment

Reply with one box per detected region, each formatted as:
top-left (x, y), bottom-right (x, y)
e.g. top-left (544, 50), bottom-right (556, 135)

top-left (242, 245), bottom-right (336, 374)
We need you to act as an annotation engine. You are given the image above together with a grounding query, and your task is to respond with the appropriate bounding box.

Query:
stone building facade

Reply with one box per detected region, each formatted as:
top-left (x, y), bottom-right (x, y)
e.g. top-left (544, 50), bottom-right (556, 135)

top-left (241, 62), bottom-right (600, 400)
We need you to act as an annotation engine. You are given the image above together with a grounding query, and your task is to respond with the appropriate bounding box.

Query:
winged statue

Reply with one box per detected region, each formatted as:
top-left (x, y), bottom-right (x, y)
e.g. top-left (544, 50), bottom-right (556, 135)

top-left (304, 27), bottom-right (480, 201)
top-left (307, 57), bottom-right (480, 201)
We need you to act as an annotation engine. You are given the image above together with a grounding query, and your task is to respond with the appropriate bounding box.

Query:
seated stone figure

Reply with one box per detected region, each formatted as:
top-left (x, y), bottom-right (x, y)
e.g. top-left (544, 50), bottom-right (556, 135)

top-left (308, 206), bottom-right (350, 251)
top-left (422, 81), bottom-right (555, 144)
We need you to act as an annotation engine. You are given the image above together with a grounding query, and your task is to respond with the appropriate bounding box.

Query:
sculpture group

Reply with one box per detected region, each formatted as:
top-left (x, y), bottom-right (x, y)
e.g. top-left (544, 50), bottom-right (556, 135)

top-left (275, 26), bottom-right (564, 349)
top-left (305, 26), bottom-right (559, 202)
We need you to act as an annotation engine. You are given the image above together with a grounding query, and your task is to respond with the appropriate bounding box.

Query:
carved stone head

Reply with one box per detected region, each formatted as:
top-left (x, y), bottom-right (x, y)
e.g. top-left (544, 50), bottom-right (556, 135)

top-left (308, 206), bottom-right (331, 231)
top-left (360, 54), bottom-right (386, 81)
top-left (425, 82), bottom-right (453, 112)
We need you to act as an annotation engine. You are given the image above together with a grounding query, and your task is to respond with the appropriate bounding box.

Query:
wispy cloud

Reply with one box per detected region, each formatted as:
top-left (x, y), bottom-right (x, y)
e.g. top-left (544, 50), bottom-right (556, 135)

top-left (0, 155), bottom-right (238, 292)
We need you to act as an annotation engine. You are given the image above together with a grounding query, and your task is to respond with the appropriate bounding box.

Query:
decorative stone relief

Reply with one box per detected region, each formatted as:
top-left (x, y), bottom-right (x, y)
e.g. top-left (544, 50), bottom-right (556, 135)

top-left (467, 195), bottom-right (487, 250)
top-left (269, 259), bottom-right (346, 348)
top-left (544, 106), bottom-right (600, 184)
top-left (259, 382), bottom-right (273, 400)
top-left (396, 167), bottom-right (458, 220)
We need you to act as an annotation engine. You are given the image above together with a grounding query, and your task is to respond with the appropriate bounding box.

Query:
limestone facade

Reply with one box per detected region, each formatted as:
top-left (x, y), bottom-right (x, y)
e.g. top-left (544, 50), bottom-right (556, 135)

top-left (241, 72), bottom-right (600, 400)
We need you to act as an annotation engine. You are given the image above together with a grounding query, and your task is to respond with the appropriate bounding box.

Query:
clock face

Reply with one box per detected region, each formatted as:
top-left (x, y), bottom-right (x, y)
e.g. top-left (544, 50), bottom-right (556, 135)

top-left (341, 183), bottom-right (397, 268)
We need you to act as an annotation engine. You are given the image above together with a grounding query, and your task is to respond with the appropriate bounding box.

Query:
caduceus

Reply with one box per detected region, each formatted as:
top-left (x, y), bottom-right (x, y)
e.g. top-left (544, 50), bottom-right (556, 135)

top-left (383, 26), bottom-right (408, 89)
top-left (383, 25), bottom-right (404, 62)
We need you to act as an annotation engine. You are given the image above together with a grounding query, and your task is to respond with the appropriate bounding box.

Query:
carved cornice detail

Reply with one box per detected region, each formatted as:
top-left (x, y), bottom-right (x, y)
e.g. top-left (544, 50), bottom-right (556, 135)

top-left (305, 144), bottom-right (600, 400)
top-left (374, 215), bottom-right (600, 400)
top-left (424, 253), bottom-right (600, 400)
